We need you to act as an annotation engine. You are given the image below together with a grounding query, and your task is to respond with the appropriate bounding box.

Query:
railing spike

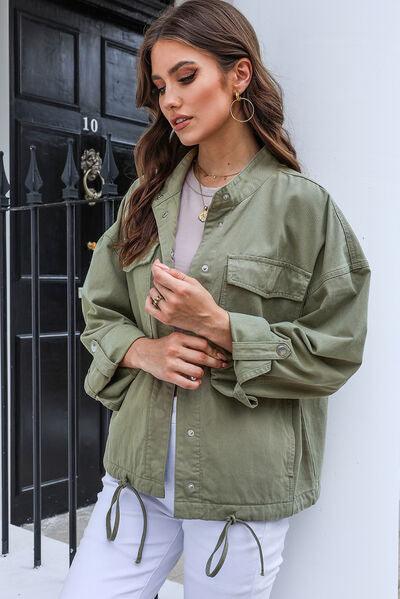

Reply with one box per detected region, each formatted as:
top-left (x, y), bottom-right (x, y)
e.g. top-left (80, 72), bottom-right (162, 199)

top-left (100, 133), bottom-right (119, 196)
top-left (25, 145), bottom-right (43, 205)
top-left (62, 139), bottom-right (79, 201)
top-left (0, 151), bottom-right (10, 208)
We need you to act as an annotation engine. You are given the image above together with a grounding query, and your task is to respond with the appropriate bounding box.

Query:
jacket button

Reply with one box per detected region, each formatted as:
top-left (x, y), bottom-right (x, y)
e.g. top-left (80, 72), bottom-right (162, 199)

top-left (218, 221), bottom-right (223, 227)
top-left (90, 341), bottom-right (97, 353)
top-left (276, 343), bottom-right (290, 357)
top-left (162, 211), bottom-right (168, 218)
top-left (223, 193), bottom-right (230, 200)
top-left (187, 482), bottom-right (195, 492)
top-left (187, 429), bottom-right (195, 437)
top-left (201, 264), bottom-right (209, 272)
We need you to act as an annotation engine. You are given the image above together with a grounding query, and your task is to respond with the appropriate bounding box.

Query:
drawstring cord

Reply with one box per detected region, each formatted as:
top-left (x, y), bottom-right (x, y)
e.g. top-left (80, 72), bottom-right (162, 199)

top-left (106, 480), bottom-right (264, 578)
top-left (206, 514), bottom-right (265, 578)
top-left (105, 476), bottom-right (148, 564)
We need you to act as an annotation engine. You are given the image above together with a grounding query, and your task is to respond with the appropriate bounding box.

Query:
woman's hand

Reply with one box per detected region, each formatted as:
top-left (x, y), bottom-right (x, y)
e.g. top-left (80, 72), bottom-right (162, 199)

top-left (132, 333), bottom-right (229, 389)
top-left (145, 259), bottom-right (220, 335)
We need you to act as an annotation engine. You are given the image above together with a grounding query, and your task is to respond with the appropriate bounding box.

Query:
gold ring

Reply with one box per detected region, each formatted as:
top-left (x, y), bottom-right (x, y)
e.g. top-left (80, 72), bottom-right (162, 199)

top-left (152, 294), bottom-right (164, 308)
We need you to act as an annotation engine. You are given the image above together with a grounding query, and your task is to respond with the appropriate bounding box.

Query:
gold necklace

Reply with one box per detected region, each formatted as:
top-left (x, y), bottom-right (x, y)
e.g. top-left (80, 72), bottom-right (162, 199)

top-left (186, 177), bottom-right (216, 197)
top-left (193, 159), bottom-right (241, 222)
top-left (195, 158), bottom-right (241, 182)
top-left (196, 177), bottom-right (209, 223)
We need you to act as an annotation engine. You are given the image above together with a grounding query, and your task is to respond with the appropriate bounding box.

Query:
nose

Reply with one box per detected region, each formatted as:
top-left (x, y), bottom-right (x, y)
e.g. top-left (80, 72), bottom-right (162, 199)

top-left (162, 89), bottom-right (182, 113)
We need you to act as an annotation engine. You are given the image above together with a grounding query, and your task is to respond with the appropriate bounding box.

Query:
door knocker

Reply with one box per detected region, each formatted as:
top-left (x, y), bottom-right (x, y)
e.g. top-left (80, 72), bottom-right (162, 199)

top-left (81, 149), bottom-right (105, 204)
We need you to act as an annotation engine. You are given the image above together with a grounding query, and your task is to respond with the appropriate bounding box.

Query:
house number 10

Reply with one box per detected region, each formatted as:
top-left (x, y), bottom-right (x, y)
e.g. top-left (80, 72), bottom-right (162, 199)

top-left (82, 117), bottom-right (99, 133)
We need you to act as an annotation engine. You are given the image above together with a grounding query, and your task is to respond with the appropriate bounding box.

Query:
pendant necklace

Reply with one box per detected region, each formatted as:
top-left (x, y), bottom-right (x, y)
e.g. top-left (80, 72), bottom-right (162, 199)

top-left (192, 158), bottom-right (241, 222)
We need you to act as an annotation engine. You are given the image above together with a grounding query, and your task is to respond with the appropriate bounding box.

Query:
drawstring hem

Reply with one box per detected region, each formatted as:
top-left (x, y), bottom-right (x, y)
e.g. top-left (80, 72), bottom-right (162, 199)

top-left (105, 482), bottom-right (264, 577)
top-left (205, 514), bottom-right (265, 578)
top-left (105, 476), bottom-right (148, 564)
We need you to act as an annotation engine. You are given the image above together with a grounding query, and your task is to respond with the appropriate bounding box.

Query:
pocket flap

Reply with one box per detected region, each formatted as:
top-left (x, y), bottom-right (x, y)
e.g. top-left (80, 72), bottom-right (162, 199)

top-left (226, 255), bottom-right (312, 301)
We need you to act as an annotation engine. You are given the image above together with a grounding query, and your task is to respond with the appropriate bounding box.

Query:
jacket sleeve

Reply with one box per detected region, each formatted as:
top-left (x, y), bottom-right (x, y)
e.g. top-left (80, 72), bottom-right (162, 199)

top-left (212, 193), bottom-right (371, 408)
top-left (80, 180), bottom-right (147, 410)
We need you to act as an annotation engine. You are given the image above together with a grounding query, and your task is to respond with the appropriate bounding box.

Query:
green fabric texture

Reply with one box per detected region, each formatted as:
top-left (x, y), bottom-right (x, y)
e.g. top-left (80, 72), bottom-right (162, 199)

top-left (80, 144), bottom-right (371, 577)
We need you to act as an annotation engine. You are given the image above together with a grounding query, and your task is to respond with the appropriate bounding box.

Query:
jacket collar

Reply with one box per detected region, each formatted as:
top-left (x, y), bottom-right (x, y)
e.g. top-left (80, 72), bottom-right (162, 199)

top-left (151, 144), bottom-right (280, 209)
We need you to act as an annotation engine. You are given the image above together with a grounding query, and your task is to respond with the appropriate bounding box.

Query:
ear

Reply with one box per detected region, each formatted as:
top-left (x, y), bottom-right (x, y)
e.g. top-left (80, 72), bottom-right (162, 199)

top-left (232, 57), bottom-right (253, 91)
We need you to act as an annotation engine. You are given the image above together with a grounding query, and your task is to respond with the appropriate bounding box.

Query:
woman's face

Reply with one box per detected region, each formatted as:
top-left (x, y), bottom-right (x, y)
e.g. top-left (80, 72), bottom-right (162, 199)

top-left (150, 39), bottom-right (234, 145)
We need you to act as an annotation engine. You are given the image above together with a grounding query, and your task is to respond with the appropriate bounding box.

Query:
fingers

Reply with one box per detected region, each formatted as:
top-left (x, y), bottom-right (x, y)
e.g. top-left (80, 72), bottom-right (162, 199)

top-left (173, 372), bottom-right (202, 390)
top-left (148, 286), bottom-right (167, 306)
top-left (152, 261), bottom-right (186, 292)
top-left (154, 259), bottom-right (187, 281)
top-left (176, 358), bottom-right (205, 380)
top-left (170, 333), bottom-right (230, 391)
top-left (179, 348), bottom-right (229, 371)
top-left (179, 333), bottom-right (228, 360)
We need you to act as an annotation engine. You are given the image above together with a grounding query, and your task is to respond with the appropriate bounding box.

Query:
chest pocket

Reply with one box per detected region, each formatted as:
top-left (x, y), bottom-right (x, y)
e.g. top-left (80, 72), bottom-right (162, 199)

top-left (122, 242), bottom-right (161, 338)
top-left (219, 254), bottom-right (312, 323)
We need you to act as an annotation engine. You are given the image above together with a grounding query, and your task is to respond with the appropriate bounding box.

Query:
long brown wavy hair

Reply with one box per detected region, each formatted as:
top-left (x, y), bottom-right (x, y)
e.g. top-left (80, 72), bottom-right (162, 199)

top-left (114, 0), bottom-right (302, 268)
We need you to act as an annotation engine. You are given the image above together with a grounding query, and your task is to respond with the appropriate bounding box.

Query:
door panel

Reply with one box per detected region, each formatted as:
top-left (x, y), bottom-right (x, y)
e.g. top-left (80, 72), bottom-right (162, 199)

top-left (9, 0), bottom-right (169, 525)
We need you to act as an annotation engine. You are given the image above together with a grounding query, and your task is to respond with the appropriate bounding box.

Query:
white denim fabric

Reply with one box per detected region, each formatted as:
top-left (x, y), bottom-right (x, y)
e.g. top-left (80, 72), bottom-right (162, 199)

top-left (59, 397), bottom-right (291, 599)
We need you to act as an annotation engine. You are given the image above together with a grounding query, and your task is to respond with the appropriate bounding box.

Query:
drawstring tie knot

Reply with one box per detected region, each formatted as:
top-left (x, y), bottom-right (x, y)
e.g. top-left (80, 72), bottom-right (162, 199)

top-left (105, 476), bottom-right (148, 564)
top-left (105, 481), bottom-right (265, 578)
top-left (205, 513), bottom-right (265, 578)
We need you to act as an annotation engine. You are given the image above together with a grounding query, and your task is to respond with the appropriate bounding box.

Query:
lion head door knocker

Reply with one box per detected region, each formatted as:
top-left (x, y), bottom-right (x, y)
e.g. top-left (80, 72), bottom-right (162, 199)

top-left (80, 149), bottom-right (105, 205)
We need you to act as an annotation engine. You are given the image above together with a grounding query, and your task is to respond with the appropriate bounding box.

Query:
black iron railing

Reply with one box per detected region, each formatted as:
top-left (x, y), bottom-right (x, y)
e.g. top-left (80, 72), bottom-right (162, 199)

top-left (0, 137), bottom-right (158, 598)
top-left (1, 150), bottom-right (10, 559)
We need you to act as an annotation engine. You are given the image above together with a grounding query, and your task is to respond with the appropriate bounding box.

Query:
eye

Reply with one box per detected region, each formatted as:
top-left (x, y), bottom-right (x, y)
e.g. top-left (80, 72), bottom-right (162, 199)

top-left (152, 73), bottom-right (196, 97)
top-left (179, 73), bottom-right (196, 86)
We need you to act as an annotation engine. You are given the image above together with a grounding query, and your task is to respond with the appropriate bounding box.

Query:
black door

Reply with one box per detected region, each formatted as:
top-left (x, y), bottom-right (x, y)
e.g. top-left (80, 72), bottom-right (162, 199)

top-left (9, 0), bottom-right (171, 525)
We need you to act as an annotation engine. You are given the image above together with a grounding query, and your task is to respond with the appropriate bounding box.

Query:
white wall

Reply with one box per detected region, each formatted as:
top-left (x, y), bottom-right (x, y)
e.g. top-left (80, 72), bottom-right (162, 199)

top-left (0, 0), bottom-right (10, 530)
top-left (231, 1), bottom-right (399, 597)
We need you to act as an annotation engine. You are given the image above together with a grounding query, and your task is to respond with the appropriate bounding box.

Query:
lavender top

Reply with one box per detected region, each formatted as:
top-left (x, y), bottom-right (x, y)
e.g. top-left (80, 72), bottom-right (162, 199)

top-left (171, 165), bottom-right (223, 422)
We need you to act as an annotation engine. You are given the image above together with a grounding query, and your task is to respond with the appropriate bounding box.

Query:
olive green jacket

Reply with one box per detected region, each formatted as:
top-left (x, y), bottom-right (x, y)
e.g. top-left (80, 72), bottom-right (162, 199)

top-left (80, 145), bottom-right (371, 577)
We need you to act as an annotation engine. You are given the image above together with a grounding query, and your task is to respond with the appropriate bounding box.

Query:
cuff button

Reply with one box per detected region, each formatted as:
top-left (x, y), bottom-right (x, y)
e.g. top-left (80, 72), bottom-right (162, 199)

top-left (277, 343), bottom-right (290, 357)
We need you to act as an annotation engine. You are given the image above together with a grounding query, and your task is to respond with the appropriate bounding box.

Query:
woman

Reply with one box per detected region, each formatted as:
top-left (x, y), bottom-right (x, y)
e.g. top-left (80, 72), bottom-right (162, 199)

top-left (60, 1), bottom-right (371, 597)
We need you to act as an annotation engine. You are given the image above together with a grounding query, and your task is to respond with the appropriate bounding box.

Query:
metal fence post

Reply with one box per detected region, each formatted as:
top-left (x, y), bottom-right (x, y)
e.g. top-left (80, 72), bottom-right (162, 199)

top-left (25, 144), bottom-right (43, 568)
top-left (62, 138), bottom-right (80, 565)
top-left (0, 150), bottom-right (10, 557)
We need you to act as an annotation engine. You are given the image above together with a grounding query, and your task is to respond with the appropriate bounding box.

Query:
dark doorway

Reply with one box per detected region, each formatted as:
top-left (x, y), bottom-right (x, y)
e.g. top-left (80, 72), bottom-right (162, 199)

top-left (9, 0), bottom-right (171, 525)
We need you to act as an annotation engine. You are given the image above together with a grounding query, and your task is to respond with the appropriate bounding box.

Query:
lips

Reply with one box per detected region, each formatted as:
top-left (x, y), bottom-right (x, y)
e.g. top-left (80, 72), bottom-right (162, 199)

top-left (172, 116), bottom-right (192, 126)
top-left (172, 117), bottom-right (193, 132)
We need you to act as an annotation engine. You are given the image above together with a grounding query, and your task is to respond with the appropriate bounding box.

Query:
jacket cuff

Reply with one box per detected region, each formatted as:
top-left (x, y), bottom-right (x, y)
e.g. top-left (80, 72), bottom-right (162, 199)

top-left (88, 325), bottom-right (146, 379)
top-left (84, 364), bottom-right (141, 411)
top-left (84, 324), bottom-right (147, 410)
top-left (228, 311), bottom-right (292, 408)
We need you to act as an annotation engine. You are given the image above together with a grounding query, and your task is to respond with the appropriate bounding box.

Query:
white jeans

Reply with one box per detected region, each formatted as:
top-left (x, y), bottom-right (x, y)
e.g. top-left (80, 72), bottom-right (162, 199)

top-left (60, 398), bottom-right (291, 599)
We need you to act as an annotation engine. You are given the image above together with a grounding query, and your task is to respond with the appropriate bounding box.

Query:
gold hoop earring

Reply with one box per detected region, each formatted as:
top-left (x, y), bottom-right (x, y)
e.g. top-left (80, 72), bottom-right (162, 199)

top-left (230, 90), bottom-right (255, 123)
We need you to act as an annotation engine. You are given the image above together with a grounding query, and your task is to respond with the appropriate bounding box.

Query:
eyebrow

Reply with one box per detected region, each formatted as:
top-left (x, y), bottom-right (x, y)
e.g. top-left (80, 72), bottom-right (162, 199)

top-left (151, 60), bottom-right (198, 81)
